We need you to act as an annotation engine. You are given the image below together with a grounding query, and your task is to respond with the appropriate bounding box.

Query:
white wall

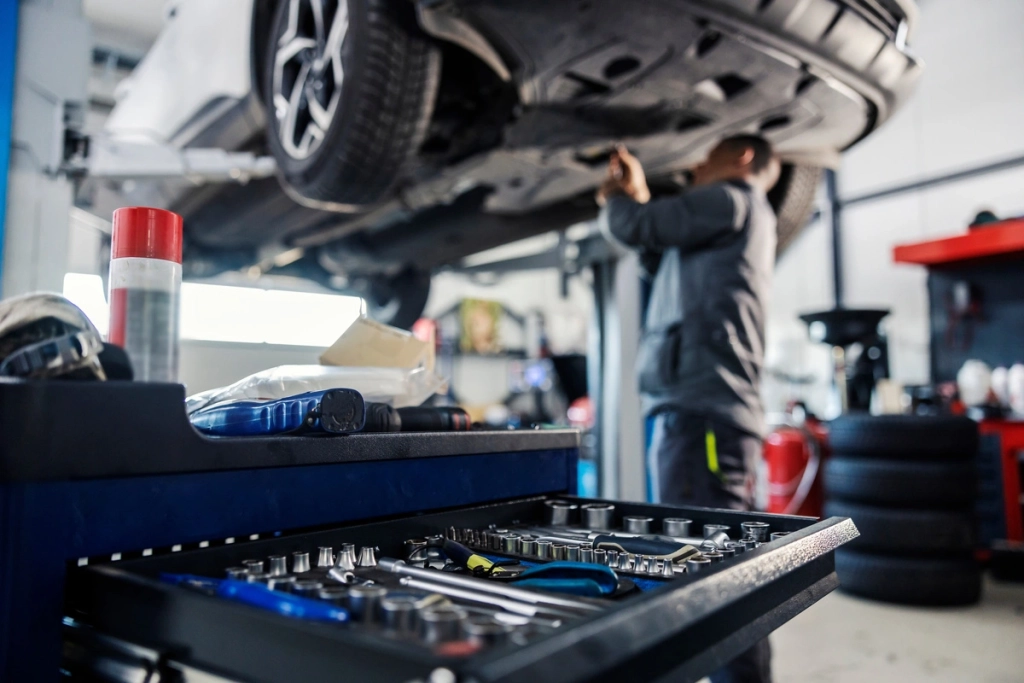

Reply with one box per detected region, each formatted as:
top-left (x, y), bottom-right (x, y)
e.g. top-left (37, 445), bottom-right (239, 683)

top-left (767, 0), bottom-right (1024, 415)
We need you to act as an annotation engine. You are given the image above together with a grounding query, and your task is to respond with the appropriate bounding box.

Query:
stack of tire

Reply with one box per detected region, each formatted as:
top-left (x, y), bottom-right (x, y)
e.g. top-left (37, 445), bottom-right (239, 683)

top-left (823, 414), bottom-right (982, 606)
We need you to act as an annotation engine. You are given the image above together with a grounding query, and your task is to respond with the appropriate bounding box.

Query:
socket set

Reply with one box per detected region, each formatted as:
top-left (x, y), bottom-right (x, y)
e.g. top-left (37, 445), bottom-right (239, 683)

top-left (66, 495), bottom-right (856, 682)
top-left (455, 499), bottom-right (793, 579)
top-left (174, 539), bottom-right (605, 655)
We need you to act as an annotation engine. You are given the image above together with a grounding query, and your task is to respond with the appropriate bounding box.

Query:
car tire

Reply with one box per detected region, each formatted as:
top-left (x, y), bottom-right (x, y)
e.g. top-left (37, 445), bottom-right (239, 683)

top-left (824, 457), bottom-right (976, 509)
top-left (828, 414), bottom-right (979, 461)
top-left (264, 0), bottom-right (441, 207)
top-left (361, 268), bottom-right (431, 331)
top-left (835, 549), bottom-right (982, 606)
top-left (824, 500), bottom-right (975, 554)
top-left (770, 164), bottom-right (822, 258)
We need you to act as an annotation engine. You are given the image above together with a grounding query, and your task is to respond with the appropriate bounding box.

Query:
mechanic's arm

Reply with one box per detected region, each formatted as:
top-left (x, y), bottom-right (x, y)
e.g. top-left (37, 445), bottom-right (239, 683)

top-left (601, 185), bottom-right (747, 252)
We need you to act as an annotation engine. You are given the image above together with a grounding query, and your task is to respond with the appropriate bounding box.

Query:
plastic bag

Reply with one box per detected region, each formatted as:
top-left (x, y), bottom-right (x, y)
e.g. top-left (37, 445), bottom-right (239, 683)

top-left (186, 364), bottom-right (447, 415)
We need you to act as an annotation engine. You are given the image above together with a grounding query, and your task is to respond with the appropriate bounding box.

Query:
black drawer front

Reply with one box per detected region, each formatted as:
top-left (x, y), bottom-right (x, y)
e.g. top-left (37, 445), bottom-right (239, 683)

top-left (66, 496), bottom-right (857, 683)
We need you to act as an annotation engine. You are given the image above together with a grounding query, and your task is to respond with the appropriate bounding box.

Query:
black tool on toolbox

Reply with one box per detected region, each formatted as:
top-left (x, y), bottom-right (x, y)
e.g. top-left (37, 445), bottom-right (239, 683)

top-left (363, 404), bottom-right (472, 432)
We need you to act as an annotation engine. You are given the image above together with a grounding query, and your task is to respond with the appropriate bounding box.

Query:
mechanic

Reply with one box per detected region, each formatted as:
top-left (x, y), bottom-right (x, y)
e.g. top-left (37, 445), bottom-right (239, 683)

top-left (597, 135), bottom-right (781, 683)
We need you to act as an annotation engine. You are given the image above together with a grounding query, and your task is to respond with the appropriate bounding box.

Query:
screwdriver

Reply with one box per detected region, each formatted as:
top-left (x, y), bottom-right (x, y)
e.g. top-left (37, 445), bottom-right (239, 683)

top-left (162, 574), bottom-right (349, 623)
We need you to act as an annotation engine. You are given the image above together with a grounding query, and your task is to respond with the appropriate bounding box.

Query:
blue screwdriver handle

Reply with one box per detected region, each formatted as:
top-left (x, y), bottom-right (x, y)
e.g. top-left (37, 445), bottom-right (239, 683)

top-left (163, 574), bottom-right (349, 623)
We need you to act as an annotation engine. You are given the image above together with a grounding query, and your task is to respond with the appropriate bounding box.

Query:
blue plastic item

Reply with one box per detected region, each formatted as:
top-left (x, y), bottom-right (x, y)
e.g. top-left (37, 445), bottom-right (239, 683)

top-left (189, 389), bottom-right (365, 436)
top-left (508, 561), bottom-right (619, 597)
top-left (162, 573), bottom-right (349, 623)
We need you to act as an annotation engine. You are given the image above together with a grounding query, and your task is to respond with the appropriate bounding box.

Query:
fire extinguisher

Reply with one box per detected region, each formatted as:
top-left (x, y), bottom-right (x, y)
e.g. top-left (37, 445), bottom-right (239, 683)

top-left (763, 404), bottom-right (828, 517)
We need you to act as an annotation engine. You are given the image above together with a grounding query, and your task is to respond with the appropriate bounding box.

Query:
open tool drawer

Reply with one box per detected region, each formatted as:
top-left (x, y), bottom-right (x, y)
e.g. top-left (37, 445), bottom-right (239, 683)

top-left (65, 496), bottom-right (858, 683)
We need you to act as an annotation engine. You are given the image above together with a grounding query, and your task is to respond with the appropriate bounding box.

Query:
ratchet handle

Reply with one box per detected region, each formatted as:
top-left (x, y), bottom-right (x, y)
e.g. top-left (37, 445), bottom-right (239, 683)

top-left (592, 535), bottom-right (701, 563)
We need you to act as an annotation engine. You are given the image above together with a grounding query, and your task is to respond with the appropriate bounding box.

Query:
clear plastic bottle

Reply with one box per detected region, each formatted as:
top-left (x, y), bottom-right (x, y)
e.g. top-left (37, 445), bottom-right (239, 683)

top-left (107, 207), bottom-right (183, 382)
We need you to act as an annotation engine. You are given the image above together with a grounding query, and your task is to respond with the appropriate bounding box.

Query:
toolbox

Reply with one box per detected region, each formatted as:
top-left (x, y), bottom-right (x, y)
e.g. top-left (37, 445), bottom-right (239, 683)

top-left (0, 381), bottom-right (857, 682)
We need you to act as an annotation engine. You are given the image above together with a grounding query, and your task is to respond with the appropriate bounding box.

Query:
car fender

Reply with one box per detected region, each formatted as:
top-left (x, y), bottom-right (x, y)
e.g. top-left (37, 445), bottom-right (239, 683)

top-left (104, 0), bottom-right (257, 148)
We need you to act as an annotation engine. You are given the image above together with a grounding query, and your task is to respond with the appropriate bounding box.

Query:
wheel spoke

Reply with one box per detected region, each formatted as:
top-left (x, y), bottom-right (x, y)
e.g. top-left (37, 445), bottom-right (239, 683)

top-left (319, 0), bottom-right (348, 85)
top-left (307, 95), bottom-right (332, 131)
top-left (309, 0), bottom-right (326, 48)
top-left (297, 122), bottom-right (325, 157)
top-left (276, 36), bottom-right (317, 66)
top-left (279, 0), bottom-right (302, 47)
top-left (279, 61), bottom-right (313, 155)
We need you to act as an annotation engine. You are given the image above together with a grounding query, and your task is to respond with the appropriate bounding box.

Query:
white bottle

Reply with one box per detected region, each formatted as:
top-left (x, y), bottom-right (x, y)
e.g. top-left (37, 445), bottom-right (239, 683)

top-left (1008, 364), bottom-right (1024, 416)
top-left (991, 366), bottom-right (1010, 407)
top-left (957, 360), bottom-right (992, 407)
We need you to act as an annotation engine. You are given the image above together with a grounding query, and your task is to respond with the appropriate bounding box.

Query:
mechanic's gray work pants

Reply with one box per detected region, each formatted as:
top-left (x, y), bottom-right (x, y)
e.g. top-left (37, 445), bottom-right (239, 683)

top-left (647, 410), bottom-right (772, 683)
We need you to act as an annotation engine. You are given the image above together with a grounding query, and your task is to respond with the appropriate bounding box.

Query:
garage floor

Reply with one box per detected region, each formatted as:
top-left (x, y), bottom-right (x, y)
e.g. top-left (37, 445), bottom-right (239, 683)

top-left (770, 578), bottom-right (1024, 682)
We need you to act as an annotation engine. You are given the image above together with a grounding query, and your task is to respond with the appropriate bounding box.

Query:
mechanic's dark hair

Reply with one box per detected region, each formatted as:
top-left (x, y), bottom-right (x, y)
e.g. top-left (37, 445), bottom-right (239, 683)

top-left (720, 135), bottom-right (777, 174)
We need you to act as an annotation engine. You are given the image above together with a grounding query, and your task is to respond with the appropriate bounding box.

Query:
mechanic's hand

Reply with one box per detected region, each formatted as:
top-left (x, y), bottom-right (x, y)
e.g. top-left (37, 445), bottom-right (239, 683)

top-left (597, 145), bottom-right (651, 206)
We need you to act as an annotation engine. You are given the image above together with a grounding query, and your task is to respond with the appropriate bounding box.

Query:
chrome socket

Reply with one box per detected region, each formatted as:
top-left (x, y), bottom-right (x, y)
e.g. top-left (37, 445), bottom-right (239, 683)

top-left (552, 543), bottom-right (568, 561)
top-left (544, 500), bottom-right (579, 526)
top-left (770, 531), bottom-right (791, 542)
top-left (381, 594), bottom-right (423, 634)
top-left (317, 547), bottom-right (335, 568)
top-left (536, 540), bottom-right (553, 560)
top-left (741, 538), bottom-right (759, 551)
top-left (686, 557), bottom-right (711, 574)
top-left (242, 559), bottom-right (265, 573)
top-left (662, 518), bottom-right (692, 537)
top-left (580, 547), bottom-right (595, 564)
top-left (661, 561), bottom-right (676, 578)
top-left (741, 521), bottom-right (770, 543)
top-left (358, 546), bottom-right (379, 568)
top-left (268, 555), bottom-right (288, 577)
top-left (704, 551), bottom-right (724, 563)
top-left (703, 524), bottom-right (731, 539)
top-left (520, 538), bottom-right (538, 556)
top-left (605, 550), bottom-right (619, 568)
top-left (317, 586), bottom-right (348, 605)
top-left (501, 534), bottom-right (521, 555)
top-left (292, 552), bottom-right (311, 574)
top-left (348, 584), bottom-right (387, 623)
top-left (581, 503), bottom-right (615, 530)
top-left (462, 616), bottom-right (513, 647)
top-left (594, 549), bottom-right (607, 566)
top-left (566, 545), bottom-right (581, 562)
top-left (292, 579), bottom-right (323, 596)
top-left (724, 541), bottom-right (745, 555)
top-left (335, 545), bottom-right (358, 571)
top-left (623, 516), bottom-right (654, 534)
top-left (719, 546), bottom-right (737, 558)
top-left (419, 605), bottom-right (468, 644)
top-left (225, 567), bottom-right (249, 580)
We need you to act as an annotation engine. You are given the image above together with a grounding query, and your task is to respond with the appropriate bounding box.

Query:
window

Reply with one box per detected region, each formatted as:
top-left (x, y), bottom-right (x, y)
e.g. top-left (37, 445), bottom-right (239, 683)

top-left (63, 274), bottom-right (363, 347)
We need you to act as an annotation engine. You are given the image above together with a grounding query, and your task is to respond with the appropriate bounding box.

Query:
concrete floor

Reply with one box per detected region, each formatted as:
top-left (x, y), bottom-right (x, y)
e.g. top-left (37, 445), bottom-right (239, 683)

top-left (769, 578), bottom-right (1024, 682)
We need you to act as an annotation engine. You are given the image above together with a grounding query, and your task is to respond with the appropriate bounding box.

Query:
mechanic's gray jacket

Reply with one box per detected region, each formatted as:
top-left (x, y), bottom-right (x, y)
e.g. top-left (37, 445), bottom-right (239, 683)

top-left (601, 180), bottom-right (776, 436)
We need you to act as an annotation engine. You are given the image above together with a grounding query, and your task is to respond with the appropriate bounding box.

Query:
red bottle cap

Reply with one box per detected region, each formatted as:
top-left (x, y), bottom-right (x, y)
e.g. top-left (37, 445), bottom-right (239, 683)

top-left (111, 207), bottom-right (183, 263)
